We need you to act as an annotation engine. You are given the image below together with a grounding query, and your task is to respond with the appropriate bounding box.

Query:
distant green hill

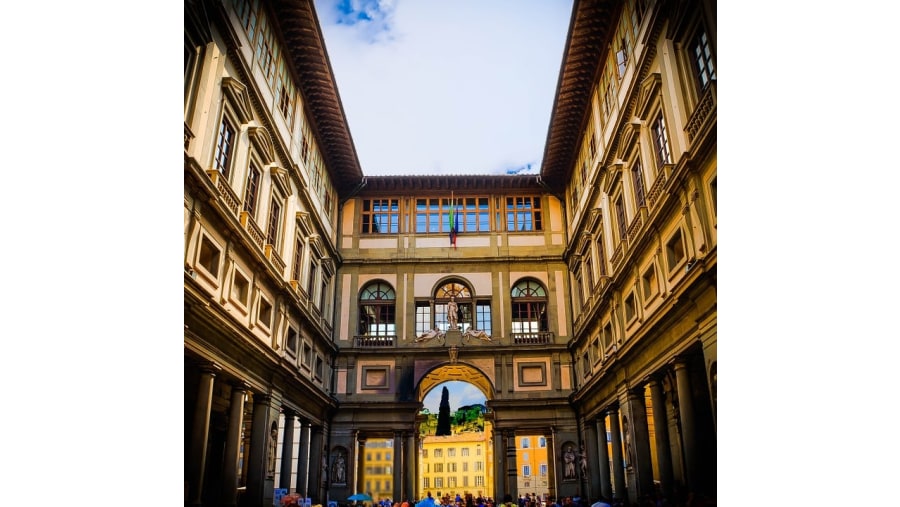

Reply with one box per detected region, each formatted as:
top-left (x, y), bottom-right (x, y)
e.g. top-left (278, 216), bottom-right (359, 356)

top-left (419, 404), bottom-right (485, 435)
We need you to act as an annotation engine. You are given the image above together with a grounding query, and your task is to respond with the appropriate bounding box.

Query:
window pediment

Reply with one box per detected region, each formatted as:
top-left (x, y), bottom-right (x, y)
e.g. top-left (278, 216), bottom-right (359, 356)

top-left (248, 126), bottom-right (276, 165)
top-left (221, 77), bottom-right (253, 124)
top-left (636, 73), bottom-right (662, 120)
top-left (602, 159), bottom-right (625, 195)
top-left (296, 211), bottom-right (313, 236)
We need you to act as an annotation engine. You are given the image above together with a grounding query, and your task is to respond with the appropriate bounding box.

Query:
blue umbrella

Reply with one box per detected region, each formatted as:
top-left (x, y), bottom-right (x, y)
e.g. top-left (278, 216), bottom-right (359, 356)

top-left (349, 494), bottom-right (373, 502)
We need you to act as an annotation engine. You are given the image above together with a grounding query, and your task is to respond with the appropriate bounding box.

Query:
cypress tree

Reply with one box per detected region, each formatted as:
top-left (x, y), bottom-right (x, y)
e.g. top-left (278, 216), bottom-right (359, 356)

top-left (436, 386), bottom-right (452, 436)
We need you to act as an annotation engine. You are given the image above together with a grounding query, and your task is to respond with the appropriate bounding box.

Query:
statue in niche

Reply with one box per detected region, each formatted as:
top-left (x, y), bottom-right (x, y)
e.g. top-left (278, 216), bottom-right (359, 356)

top-left (333, 451), bottom-right (346, 484)
top-left (563, 445), bottom-right (577, 480)
top-left (447, 297), bottom-right (459, 330)
top-left (267, 426), bottom-right (278, 477)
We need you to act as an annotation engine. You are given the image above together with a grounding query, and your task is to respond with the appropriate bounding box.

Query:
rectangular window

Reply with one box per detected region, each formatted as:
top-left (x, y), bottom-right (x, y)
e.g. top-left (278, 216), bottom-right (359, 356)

top-left (475, 476), bottom-right (484, 487)
top-left (258, 296), bottom-right (273, 329)
top-left (642, 263), bottom-right (658, 299)
top-left (291, 235), bottom-right (304, 282)
top-left (266, 197), bottom-right (282, 246)
top-left (243, 164), bottom-right (261, 215)
top-left (584, 256), bottom-right (594, 291)
top-left (602, 322), bottom-right (614, 349)
top-left (616, 36), bottom-right (628, 78)
top-left (693, 27), bottom-right (716, 90)
top-left (505, 196), bottom-right (542, 232)
top-left (632, 159), bottom-right (646, 207)
top-left (423, 477), bottom-right (429, 489)
top-left (523, 465), bottom-right (531, 477)
top-left (448, 448), bottom-right (456, 457)
top-left (540, 463), bottom-right (547, 476)
top-left (434, 449), bottom-right (443, 458)
top-left (434, 478), bottom-right (443, 489)
top-left (308, 259), bottom-right (318, 299)
top-left (415, 198), bottom-right (442, 233)
top-left (522, 437), bottom-right (530, 448)
top-left (235, 0), bottom-right (259, 43)
top-left (319, 272), bottom-right (331, 311)
top-left (461, 197), bottom-right (490, 232)
top-left (624, 292), bottom-right (636, 323)
top-left (214, 116), bottom-right (236, 178)
top-left (315, 356), bottom-right (323, 379)
top-left (652, 112), bottom-right (672, 167)
top-left (462, 448), bottom-right (469, 457)
top-left (450, 462), bottom-right (457, 472)
top-left (232, 270), bottom-right (250, 307)
top-left (666, 229), bottom-right (686, 271)
top-left (362, 199), bottom-right (400, 234)
top-left (596, 235), bottom-right (608, 277)
top-left (198, 235), bottom-right (221, 278)
top-left (615, 196), bottom-right (628, 242)
top-left (415, 302), bottom-right (431, 336)
top-left (434, 463), bottom-right (443, 473)
top-left (475, 302), bottom-right (492, 335)
top-left (286, 327), bottom-right (298, 355)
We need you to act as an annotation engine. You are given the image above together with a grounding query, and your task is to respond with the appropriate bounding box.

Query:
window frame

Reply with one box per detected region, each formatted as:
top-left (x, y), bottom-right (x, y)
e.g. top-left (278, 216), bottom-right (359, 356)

top-left (358, 281), bottom-right (397, 337)
top-left (361, 198), bottom-right (400, 234)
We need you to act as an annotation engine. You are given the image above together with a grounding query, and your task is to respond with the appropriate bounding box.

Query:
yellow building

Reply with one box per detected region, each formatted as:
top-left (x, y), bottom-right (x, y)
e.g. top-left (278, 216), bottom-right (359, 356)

top-left (420, 426), bottom-right (494, 501)
top-left (364, 439), bottom-right (395, 502)
top-left (514, 436), bottom-right (549, 499)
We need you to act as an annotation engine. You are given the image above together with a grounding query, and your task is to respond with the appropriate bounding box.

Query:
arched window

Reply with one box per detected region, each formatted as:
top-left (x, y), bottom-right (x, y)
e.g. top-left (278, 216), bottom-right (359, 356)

top-left (435, 281), bottom-right (472, 332)
top-left (511, 279), bottom-right (548, 343)
top-left (359, 282), bottom-right (396, 336)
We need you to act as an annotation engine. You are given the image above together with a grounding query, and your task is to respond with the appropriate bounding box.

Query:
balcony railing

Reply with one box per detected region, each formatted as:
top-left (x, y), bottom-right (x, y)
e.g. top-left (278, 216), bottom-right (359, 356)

top-left (265, 243), bottom-right (286, 274)
top-left (610, 241), bottom-right (624, 268)
top-left (206, 170), bottom-right (240, 216)
top-left (626, 211), bottom-right (644, 244)
top-left (646, 171), bottom-right (667, 209)
top-left (685, 82), bottom-right (716, 142)
top-left (354, 335), bottom-right (396, 348)
top-left (240, 211), bottom-right (265, 250)
top-left (512, 331), bottom-right (554, 345)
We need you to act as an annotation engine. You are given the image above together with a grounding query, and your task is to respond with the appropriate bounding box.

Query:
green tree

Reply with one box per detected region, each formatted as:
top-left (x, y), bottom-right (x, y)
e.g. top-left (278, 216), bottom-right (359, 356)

top-left (436, 386), bottom-right (452, 436)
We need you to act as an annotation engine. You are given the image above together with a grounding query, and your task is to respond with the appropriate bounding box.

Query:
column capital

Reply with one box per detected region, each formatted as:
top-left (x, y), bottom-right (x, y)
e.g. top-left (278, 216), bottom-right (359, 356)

top-left (229, 380), bottom-right (251, 391)
top-left (253, 394), bottom-right (272, 405)
top-left (604, 405), bottom-right (620, 417)
top-left (198, 362), bottom-right (222, 375)
top-left (283, 408), bottom-right (296, 418)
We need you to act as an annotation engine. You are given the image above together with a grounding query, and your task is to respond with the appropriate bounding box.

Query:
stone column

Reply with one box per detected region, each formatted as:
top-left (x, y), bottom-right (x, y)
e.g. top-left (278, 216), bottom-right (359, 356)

top-left (309, 426), bottom-right (325, 501)
top-left (627, 388), bottom-right (654, 499)
top-left (281, 410), bottom-right (296, 489)
top-left (583, 421), bottom-right (599, 500)
top-left (606, 407), bottom-right (626, 502)
top-left (505, 430), bottom-right (518, 499)
top-left (594, 418), bottom-right (612, 501)
top-left (247, 395), bottom-right (274, 507)
top-left (546, 429), bottom-right (557, 502)
top-left (187, 364), bottom-right (219, 506)
top-left (674, 359), bottom-right (699, 491)
top-left (648, 378), bottom-right (674, 498)
top-left (393, 432), bottom-right (403, 501)
top-left (356, 434), bottom-right (367, 496)
top-left (494, 428), bottom-right (506, 500)
top-left (223, 382), bottom-right (248, 507)
top-left (296, 421), bottom-right (311, 495)
top-left (405, 432), bottom-right (416, 502)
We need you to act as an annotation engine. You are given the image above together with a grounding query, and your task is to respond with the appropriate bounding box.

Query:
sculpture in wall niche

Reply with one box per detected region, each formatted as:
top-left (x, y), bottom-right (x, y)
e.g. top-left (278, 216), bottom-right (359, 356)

top-left (415, 327), bottom-right (445, 343)
top-left (267, 425), bottom-right (278, 477)
top-left (332, 450), bottom-right (346, 484)
top-left (579, 443), bottom-right (588, 479)
top-left (447, 297), bottom-right (459, 330)
top-left (563, 445), bottom-right (577, 480)
top-left (462, 327), bottom-right (492, 343)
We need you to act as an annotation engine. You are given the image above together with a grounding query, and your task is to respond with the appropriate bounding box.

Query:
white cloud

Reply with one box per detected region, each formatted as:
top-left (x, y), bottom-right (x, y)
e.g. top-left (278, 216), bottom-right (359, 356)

top-left (314, 0), bottom-right (574, 175)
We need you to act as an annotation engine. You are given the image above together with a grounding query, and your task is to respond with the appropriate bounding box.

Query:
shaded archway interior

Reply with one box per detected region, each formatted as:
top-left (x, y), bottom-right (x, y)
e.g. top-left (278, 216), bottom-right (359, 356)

top-left (417, 364), bottom-right (494, 403)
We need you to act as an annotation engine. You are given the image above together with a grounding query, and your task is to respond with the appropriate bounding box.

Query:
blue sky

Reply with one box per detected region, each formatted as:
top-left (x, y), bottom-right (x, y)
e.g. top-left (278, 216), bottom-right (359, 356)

top-left (421, 381), bottom-right (486, 413)
top-left (314, 0), bottom-right (574, 176)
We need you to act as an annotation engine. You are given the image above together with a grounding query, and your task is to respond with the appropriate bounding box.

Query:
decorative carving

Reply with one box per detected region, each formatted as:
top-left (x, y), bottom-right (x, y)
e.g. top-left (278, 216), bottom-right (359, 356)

top-left (448, 345), bottom-right (459, 364)
top-left (415, 328), bottom-right (445, 344)
top-left (462, 327), bottom-right (493, 343)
